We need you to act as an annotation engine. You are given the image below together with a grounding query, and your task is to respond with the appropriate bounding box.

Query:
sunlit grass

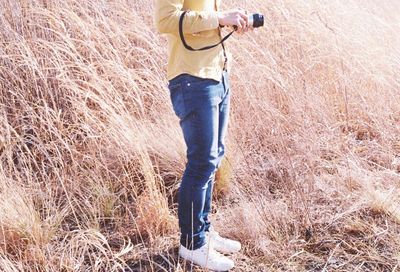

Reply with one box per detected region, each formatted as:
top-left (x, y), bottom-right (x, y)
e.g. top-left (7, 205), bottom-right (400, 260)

top-left (0, 0), bottom-right (399, 270)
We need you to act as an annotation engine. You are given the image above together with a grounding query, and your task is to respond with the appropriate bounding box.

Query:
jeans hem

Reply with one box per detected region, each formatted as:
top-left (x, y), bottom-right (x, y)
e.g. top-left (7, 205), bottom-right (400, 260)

top-left (180, 237), bottom-right (206, 251)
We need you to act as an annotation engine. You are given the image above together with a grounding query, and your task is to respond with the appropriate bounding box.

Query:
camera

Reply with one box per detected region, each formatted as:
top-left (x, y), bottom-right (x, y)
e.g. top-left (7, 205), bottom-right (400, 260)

top-left (248, 13), bottom-right (264, 28)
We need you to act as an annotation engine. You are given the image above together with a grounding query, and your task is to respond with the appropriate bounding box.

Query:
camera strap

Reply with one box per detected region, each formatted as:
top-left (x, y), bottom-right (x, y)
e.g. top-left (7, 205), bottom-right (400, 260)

top-left (179, 10), bottom-right (235, 51)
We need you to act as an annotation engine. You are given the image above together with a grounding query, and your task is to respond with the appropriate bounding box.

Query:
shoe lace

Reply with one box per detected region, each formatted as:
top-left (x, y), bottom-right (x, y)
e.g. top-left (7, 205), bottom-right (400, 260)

top-left (208, 229), bottom-right (221, 238)
top-left (201, 243), bottom-right (223, 261)
top-left (210, 230), bottom-right (229, 244)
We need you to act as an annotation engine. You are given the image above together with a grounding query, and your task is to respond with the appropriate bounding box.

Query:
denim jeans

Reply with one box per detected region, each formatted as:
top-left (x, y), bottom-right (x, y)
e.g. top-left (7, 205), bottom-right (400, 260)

top-left (168, 71), bottom-right (230, 250)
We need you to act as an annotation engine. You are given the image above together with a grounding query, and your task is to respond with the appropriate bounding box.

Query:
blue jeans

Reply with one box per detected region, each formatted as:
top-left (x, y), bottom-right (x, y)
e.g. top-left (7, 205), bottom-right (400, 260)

top-left (168, 71), bottom-right (231, 250)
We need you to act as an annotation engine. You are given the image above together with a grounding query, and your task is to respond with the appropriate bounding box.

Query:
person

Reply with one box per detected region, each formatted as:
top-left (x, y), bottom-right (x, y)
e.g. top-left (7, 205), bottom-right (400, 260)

top-left (155, 0), bottom-right (252, 270)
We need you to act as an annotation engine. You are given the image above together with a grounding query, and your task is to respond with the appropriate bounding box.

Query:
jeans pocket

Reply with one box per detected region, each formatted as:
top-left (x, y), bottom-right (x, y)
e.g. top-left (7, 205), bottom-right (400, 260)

top-left (169, 83), bottom-right (187, 120)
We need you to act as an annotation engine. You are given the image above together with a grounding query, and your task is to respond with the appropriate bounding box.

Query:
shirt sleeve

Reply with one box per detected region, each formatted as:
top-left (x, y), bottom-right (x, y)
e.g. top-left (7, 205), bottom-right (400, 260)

top-left (154, 0), bottom-right (219, 35)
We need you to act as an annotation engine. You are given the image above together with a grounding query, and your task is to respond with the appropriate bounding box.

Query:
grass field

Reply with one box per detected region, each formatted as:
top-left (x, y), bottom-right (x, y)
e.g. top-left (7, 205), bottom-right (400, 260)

top-left (1, 0), bottom-right (400, 271)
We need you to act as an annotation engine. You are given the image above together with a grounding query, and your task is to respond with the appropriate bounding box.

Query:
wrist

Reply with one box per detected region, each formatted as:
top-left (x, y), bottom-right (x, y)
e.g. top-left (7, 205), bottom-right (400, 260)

top-left (217, 12), bottom-right (226, 27)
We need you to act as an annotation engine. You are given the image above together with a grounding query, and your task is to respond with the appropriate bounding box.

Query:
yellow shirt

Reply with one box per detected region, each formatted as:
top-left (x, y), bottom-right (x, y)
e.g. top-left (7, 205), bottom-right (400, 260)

top-left (154, 0), bottom-right (227, 81)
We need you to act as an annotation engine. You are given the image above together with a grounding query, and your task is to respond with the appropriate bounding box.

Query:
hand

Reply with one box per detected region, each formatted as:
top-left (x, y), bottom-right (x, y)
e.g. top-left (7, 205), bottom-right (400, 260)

top-left (218, 9), bottom-right (249, 33)
top-left (237, 9), bottom-right (254, 34)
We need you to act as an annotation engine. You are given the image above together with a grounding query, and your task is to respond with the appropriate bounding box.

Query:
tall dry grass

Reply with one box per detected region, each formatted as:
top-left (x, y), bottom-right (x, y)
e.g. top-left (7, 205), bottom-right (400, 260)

top-left (1, 0), bottom-right (400, 271)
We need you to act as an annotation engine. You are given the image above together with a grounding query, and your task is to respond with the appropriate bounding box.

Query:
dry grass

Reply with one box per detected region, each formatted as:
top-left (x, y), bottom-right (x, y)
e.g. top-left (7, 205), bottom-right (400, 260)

top-left (1, 0), bottom-right (400, 271)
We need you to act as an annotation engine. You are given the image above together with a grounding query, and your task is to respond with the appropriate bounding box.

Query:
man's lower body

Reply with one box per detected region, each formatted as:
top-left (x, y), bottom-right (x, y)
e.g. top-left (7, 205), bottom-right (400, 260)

top-left (168, 71), bottom-right (240, 271)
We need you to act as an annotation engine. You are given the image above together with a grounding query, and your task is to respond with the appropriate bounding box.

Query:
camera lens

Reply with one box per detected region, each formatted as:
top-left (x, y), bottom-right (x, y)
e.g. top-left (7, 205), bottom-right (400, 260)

top-left (252, 13), bottom-right (264, 28)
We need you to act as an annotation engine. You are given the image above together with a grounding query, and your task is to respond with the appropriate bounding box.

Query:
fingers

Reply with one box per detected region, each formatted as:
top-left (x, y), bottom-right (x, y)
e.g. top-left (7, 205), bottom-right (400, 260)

top-left (238, 11), bottom-right (249, 25)
top-left (237, 17), bottom-right (246, 29)
top-left (218, 9), bottom-right (255, 33)
top-left (232, 10), bottom-right (248, 33)
top-left (236, 9), bottom-right (256, 33)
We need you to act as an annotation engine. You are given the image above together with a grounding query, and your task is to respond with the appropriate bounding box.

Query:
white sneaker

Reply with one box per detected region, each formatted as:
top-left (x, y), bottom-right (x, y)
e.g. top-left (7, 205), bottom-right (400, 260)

top-left (179, 242), bottom-right (234, 271)
top-left (205, 229), bottom-right (241, 254)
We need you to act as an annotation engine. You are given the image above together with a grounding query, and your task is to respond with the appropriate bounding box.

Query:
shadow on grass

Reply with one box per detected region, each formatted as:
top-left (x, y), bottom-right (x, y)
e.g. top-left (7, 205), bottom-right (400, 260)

top-left (124, 245), bottom-right (208, 272)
